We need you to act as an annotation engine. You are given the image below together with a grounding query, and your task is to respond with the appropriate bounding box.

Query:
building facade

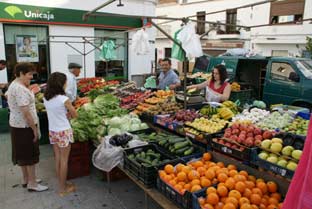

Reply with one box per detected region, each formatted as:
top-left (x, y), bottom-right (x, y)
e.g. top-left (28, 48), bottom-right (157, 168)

top-left (156, 0), bottom-right (312, 70)
top-left (0, 0), bottom-right (157, 84)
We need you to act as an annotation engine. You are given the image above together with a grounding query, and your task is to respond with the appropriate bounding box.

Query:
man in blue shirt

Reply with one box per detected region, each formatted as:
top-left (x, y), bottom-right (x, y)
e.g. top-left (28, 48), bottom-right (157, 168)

top-left (157, 58), bottom-right (181, 90)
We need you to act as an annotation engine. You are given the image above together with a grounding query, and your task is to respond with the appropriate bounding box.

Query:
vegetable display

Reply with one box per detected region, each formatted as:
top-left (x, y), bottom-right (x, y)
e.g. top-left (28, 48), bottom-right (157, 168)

top-left (232, 108), bottom-right (270, 124)
top-left (127, 149), bottom-right (171, 167)
top-left (256, 111), bottom-right (293, 130)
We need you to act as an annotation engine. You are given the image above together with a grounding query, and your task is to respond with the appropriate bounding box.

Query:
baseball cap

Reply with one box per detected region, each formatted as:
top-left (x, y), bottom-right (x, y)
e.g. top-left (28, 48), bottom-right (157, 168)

top-left (68, 63), bottom-right (82, 69)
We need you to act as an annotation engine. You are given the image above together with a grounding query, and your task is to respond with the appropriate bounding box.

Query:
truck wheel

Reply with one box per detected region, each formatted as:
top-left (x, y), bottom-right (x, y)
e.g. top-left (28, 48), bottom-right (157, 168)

top-left (293, 102), bottom-right (312, 112)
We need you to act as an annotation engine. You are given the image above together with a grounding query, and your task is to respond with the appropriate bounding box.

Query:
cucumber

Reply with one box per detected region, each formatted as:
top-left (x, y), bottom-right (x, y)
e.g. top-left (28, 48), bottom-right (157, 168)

top-left (147, 149), bottom-right (154, 154)
top-left (146, 152), bottom-right (159, 159)
top-left (169, 138), bottom-right (186, 144)
top-left (128, 154), bottom-right (135, 159)
top-left (174, 141), bottom-right (190, 149)
top-left (141, 152), bottom-right (146, 158)
top-left (136, 157), bottom-right (151, 164)
top-left (164, 142), bottom-right (170, 149)
top-left (159, 139), bottom-right (167, 146)
top-left (152, 158), bottom-right (159, 166)
top-left (142, 163), bottom-right (152, 167)
top-left (184, 147), bottom-right (194, 156)
top-left (175, 146), bottom-right (190, 155)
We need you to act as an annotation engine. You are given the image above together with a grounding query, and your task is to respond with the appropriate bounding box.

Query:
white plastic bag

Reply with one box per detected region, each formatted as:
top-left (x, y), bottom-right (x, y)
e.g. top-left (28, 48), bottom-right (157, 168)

top-left (205, 87), bottom-right (221, 103)
top-left (92, 136), bottom-right (123, 172)
top-left (131, 29), bottom-right (150, 55)
top-left (177, 22), bottom-right (203, 59)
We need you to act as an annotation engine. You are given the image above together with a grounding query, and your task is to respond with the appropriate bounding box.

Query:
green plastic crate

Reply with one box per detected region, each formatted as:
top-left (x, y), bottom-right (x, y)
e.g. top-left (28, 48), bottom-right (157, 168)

top-left (229, 89), bottom-right (253, 106)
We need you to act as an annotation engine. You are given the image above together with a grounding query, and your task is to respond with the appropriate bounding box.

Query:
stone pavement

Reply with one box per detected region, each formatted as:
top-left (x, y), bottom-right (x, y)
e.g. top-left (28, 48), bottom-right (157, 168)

top-left (0, 133), bottom-right (163, 209)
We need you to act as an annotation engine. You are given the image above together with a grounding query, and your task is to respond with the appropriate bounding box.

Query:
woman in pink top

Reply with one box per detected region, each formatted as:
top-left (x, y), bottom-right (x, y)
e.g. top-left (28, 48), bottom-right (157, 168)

top-left (187, 64), bottom-right (231, 102)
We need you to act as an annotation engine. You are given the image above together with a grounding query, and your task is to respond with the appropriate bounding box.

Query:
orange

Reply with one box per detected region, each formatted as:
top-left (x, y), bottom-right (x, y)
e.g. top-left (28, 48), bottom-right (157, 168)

top-left (259, 203), bottom-right (267, 209)
top-left (176, 163), bottom-right (185, 173)
top-left (177, 172), bottom-right (187, 182)
top-left (243, 188), bottom-right (252, 199)
top-left (251, 204), bottom-right (259, 209)
top-left (267, 181), bottom-right (278, 193)
top-left (227, 164), bottom-right (237, 170)
top-left (205, 169), bottom-right (216, 180)
top-left (241, 203), bottom-right (253, 209)
top-left (203, 152), bottom-right (212, 161)
top-left (256, 178), bottom-right (265, 183)
top-left (182, 165), bottom-right (192, 174)
top-left (225, 177), bottom-right (236, 190)
top-left (228, 170), bottom-right (238, 177)
top-left (159, 170), bottom-right (166, 179)
top-left (261, 197), bottom-right (268, 206)
top-left (188, 170), bottom-right (200, 181)
top-left (197, 167), bottom-right (206, 176)
top-left (203, 203), bottom-right (214, 209)
top-left (235, 181), bottom-right (246, 193)
top-left (239, 170), bottom-right (249, 178)
top-left (220, 197), bottom-right (227, 204)
top-left (267, 204), bottom-right (278, 209)
top-left (164, 164), bottom-right (174, 174)
top-left (217, 173), bottom-right (228, 183)
top-left (252, 188), bottom-right (263, 196)
top-left (191, 184), bottom-right (202, 192)
top-left (216, 162), bottom-right (225, 168)
top-left (234, 174), bottom-right (247, 182)
top-left (225, 197), bottom-right (238, 208)
top-left (212, 178), bottom-right (218, 185)
top-left (191, 179), bottom-right (201, 186)
top-left (206, 186), bottom-right (217, 194)
top-left (245, 180), bottom-right (256, 189)
top-left (174, 184), bottom-right (183, 193)
top-left (201, 178), bottom-right (211, 187)
top-left (223, 202), bottom-right (236, 209)
top-left (217, 185), bottom-right (228, 197)
top-left (256, 181), bottom-right (268, 195)
top-left (206, 193), bottom-right (219, 205)
top-left (164, 175), bottom-right (173, 182)
top-left (228, 190), bottom-right (241, 200)
top-left (178, 181), bottom-right (186, 187)
top-left (268, 197), bottom-right (279, 206)
top-left (184, 183), bottom-right (191, 191)
top-left (270, 193), bottom-right (282, 202)
top-left (248, 175), bottom-right (257, 183)
top-left (278, 203), bottom-right (283, 209)
top-left (239, 197), bottom-right (250, 206)
top-left (198, 197), bottom-right (205, 206)
top-left (214, 202), bottom-right (224, 209)
top-left (193, 160), bottom-right (204, 169)
top-left (169, 179), bottom-right (177, 186)
top-left (250, 193), bottom-right (262, 205)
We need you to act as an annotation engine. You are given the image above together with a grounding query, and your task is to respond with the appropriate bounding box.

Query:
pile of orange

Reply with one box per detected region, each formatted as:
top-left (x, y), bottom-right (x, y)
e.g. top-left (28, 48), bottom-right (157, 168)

top-left (159, 152), bottom-right (283, 209)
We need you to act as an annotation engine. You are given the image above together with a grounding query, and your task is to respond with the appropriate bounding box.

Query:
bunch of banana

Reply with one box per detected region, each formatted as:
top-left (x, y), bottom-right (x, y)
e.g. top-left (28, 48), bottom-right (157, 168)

top-left (221, 100), bottom-right (238, 114)
top-left (231, 82), bottom-right (240, 91)
top-left (200, 105), bottom-right (218, 116)
top-left (218, 107), bottom-right (234, 120)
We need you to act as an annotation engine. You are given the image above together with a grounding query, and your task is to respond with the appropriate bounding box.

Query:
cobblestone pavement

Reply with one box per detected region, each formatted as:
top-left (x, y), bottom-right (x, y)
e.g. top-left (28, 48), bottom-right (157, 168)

top-left (0, 133), bottom-right (162, 209)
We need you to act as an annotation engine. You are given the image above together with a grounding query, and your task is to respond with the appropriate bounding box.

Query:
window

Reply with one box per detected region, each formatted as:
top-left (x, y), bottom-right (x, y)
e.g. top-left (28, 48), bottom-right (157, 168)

top-left (3, 24), bottom-right (49, 83)
top-left (164, 48), bottom-right (172, 58)
top-left (270, 0), bottom-right (304, 24)
top-left (272, 50), bottom-right (288, 57)
top-left (94, 29), bottom-right (127, 80)
top-left (196, 11), bottom-right (206, 35)
top-left (158, 0), bottom-right (177, 4)
top-left (226, 9), bottom-right (237, 34)
top-left (271, 62), bottom-right (296, 81)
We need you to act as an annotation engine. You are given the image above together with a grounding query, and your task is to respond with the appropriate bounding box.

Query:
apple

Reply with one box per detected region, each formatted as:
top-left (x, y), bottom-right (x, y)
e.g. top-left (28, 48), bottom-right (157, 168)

top-left (254, 128), bottom-right (262, 136)
top-left (270, 142), bottom-right (283, 153)
top-left (232, 129), bottom-right (240, 135)
top-left (281, 146), bottom-right (294, 156)
top-left (286, 161), bottom-right (298, 171)
top-left (247, 126), bottom-right (255, 133)
top-left (240, 131), bottom-right (247, 135)
top-left (219, 139), bottom-right (225, 145)
top-left (271, 138), bottom-right (283, 144)
top-left (291, 150), bottom-right (302, 160)
top-left (231, 135), bottom-right (238, 141)
top-left (231, 123), bottom-right (239, 129)
top-left (239, 147), bottom-right (245, 151)
top-left (239, 125), bottom-right (247, 132)
top-left (277, 159), bottom-right (288, 167)
top-left (258, 151), bottom-right (269, 160)
top-left (269, 153), bottom-right (278, 158)
top-left (225, 128), bottom-right (232, 133)
top-left (224, 132), bottom-right (231, 138)
top-left (245, 137), bottom-right (254, 147)
top-left (261, 139), bottom-right (272, 149)
top-left (225, 142), bottom-right (232, 147)
top-left (247, 132), bottom-right (254, 138)
top-left (255, 139), bottom-right (262, 146)
top-left (263, 131), bottom-right (273, 139)
top-left (231, 144), bottom-right (238, 149)
top-left (267, 156), bottom-right (278, 164)
top-left (255, 135), bottom-right (263, 141)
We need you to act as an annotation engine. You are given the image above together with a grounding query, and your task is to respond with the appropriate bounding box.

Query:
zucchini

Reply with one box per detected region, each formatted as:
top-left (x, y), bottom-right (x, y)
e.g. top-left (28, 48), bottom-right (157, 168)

top-left (147, 149), bottom-right (154, 154)
top-left (174, 141), bottom-right (190, 149)
top-left (142, 163), bottom-right (152, 167)
top-left (146, 152), bottom-right (159, 159)
top-left (128, 154), bottom-right (135, 159)
top-left (175, 146), bottom-right (190, 155)
top-left (136, 157), bottom-right (151, 164)
top-left (159, 139), bottom-right (167, 146)
top-left (152, 158), bottom-right (159, 166)
top-left (169, 138), bottom-right (186, 144)
top-left (184, 147), bottom-right (194, 156)
top-left (141, 152), bottom-right (146, 158)
top-left (164, 142), bottom-right (170, 149)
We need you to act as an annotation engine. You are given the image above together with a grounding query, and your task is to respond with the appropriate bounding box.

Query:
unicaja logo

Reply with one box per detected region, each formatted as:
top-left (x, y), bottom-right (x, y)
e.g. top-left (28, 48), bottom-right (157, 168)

top-left (24, 10), bottom-right (55, 21)
top-left (4, 5), bottom-right (54, 21)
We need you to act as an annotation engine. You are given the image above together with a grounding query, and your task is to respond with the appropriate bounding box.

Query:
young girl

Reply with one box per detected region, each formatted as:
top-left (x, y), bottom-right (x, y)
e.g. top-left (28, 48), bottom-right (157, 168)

top-left (43, 72), bottom-right (77, 196)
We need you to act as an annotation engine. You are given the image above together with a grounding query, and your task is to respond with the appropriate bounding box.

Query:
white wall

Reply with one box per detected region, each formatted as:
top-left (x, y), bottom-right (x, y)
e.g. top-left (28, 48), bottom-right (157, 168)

top-left (0, 23), bottom-right (7, 83)
top-left (254, 43), bottom-right (306, 57)
top-left (49, 26), bottom-right (95, 78)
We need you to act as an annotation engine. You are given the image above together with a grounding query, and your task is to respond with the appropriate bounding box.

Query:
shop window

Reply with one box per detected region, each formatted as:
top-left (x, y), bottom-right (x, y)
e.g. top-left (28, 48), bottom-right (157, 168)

top-left (196, 11), bottom-right (206, 35)
top-left (3, 24), bottom-right (49, 83)
top-left (271, 62), bottom-right (296, 81)
top-left (270, 0), bottom-right (304, 24)
top-left (164, 48), bottom-right (172, 58)
top-left (94, 29), bottom-right (127, 81)
top-left (226, 9), bottom-right (238, 34)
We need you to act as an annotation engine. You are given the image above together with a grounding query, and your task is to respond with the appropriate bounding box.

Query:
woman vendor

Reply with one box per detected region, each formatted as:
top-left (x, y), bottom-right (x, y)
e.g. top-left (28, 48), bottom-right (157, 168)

top-left (187, 64), bottom-right (231, 102)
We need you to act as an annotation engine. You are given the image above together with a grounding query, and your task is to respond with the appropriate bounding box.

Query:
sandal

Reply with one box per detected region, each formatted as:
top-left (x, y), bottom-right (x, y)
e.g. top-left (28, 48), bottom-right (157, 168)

top-left (58, 184), bottom-right (76, 197)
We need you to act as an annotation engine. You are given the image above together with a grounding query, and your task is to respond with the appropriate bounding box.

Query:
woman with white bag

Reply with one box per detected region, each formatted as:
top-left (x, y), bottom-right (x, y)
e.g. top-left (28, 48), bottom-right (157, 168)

top-left (187, 64), bottom-right (231, 103)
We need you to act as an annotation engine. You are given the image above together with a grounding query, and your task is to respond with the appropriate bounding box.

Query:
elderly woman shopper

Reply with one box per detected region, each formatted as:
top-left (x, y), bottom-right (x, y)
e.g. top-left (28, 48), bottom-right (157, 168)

top-left (6, 62), bottom-right (48, 192)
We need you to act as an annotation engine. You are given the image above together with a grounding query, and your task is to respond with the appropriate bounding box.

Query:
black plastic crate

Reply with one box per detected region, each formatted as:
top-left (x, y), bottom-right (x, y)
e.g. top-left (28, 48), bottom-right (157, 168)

top-left (192, 188), bottom-right (207, 209)
top-left (211, 138), bottom-right (257, 162)
top-left (123, 144), bottom-right (177, 187)
top-left (38, 112), bottom-right (49, 145)
top-left (229, 89), bottom-right (252, 105)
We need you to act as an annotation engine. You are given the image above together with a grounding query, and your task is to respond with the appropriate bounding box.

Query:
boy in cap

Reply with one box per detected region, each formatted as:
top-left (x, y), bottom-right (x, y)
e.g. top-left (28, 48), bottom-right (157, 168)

top-left (65, 63), bottom-right (81, 102)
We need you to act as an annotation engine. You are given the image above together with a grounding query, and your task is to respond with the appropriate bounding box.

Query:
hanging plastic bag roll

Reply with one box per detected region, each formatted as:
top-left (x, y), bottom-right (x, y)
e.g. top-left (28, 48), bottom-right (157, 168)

top-left (131, 29), bottom-right (150, 55)
top-left (205, 86), bottom-right (221, 103)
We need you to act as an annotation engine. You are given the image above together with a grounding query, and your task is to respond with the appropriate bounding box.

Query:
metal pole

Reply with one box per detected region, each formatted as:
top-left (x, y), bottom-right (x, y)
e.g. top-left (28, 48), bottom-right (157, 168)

top-left (83, 41), bottom-right (86, 78)
top-left (150, 21), bottom-right (182, 47)
top-left (183, 58), bottom-right (189, 109)
top-left (83, 0), bottom-right (117, 21)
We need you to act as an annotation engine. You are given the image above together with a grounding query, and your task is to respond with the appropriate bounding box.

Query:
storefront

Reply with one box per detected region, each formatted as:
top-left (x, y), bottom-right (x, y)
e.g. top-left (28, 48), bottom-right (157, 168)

top-left (0, 1), bottom-right (156, 84)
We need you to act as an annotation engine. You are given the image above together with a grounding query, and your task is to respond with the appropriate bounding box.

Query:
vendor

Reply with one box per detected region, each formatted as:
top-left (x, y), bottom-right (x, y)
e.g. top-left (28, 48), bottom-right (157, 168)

top-left (187, 64), bottom-right (231, 102)
top-left (0, 60), bottom-right (7, 90)
top-left (65, 63), bottom-right (81, 102)
top-left (157, 58), bottom-right (181, 90)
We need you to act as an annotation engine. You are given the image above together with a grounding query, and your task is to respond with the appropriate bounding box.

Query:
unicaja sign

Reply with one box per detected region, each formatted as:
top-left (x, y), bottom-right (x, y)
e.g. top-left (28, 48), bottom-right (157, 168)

top-left (4, 6), bottom-right (55, 21)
